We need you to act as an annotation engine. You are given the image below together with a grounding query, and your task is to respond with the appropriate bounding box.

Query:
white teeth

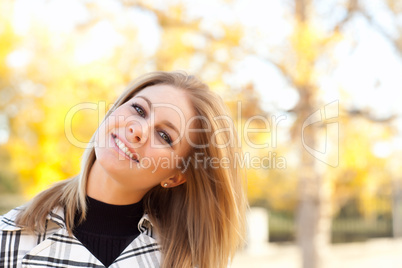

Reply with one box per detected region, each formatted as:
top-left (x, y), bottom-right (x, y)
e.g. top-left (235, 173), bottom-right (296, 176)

top-left (113, 137), bottom-right (137, 161)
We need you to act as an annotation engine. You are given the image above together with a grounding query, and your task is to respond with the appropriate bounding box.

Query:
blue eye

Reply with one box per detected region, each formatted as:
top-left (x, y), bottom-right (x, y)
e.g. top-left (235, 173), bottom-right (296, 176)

top-left (159, 131), bottom-right (172, 145)
top-left (131, 103), bottom-right (146, 118)
top-left (131, 102), bottom-right (173, 146)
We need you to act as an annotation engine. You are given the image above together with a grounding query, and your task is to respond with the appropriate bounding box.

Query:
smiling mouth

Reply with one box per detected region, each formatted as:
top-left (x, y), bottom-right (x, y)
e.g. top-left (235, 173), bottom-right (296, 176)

top-left (111, 133), bottom-right (139, 162)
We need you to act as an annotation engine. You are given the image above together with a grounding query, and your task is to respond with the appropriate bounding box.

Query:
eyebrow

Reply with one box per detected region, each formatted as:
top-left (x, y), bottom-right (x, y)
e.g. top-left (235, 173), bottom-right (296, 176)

top-left (136, 95), bottom-right (182, 145)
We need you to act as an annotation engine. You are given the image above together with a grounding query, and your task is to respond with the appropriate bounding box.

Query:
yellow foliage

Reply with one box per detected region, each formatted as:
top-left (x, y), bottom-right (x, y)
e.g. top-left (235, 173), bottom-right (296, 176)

top-left (288, 21), bottom-right (343, 88)
top-left (332, 116), bottom-right (392, 218)
top-left (0, 2), bottom-right (20, 84)
top-left (2, 1), bottom-right (245, 198)
top-left (2, 24), bottom-right (133, 196)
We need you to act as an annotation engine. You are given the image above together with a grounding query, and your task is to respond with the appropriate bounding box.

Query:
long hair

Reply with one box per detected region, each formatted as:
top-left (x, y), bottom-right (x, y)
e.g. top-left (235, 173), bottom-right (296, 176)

top-left (16, 71), bottom-right (247, 268)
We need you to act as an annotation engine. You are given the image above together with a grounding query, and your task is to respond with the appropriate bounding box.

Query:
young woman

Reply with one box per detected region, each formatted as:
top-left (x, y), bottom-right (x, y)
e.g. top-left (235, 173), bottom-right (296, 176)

top-left (0, 71), bottom-right (247, 268)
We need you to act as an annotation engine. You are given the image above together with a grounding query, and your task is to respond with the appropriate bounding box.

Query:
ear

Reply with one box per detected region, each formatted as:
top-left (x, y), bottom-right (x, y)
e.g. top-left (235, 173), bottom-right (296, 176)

top-left (161, 172), bottom-right (187, 188)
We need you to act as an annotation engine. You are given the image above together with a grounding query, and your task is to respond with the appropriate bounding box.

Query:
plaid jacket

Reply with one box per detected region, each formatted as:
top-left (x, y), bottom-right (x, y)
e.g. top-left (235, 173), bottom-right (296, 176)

top-left (0, 206), bottom-right (161, 268)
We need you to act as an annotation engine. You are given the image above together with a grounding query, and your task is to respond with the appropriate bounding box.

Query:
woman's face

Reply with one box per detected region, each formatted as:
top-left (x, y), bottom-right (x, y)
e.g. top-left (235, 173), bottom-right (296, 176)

top-left (94, 84), bottom-right (196, 194)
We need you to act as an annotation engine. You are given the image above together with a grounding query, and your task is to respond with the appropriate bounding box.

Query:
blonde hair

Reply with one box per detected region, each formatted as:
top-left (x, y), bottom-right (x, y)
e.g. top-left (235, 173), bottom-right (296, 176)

top-left (16, 71), bottom-right (247, 268)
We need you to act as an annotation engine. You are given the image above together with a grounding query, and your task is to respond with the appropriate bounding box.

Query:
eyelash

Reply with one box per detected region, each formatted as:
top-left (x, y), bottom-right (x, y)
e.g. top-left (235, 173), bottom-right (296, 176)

top-left (131, 103), bottom-right (173, 146)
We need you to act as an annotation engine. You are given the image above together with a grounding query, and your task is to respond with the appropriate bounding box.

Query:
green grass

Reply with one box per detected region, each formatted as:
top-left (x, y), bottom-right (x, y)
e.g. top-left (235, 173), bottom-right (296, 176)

top-left (267, 211), bottom-right (393, 243)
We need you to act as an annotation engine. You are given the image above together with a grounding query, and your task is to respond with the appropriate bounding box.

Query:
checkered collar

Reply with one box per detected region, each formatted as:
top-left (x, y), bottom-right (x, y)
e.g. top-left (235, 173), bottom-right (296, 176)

top-left (46, 206), bottom-right (66, 229)
top-left (1, 206), bottom-right (153, 233)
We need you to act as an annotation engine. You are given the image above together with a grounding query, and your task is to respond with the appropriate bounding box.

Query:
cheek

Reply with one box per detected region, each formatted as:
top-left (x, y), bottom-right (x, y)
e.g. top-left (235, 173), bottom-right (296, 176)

top-left (95, 114), bottom-right (120, 143)
top-left (94, 124), bottom-right (107, 147)
top-left (93, 135), bottom-right (108, 162)
top-left (93, 122), bottom-right (115, 161)
top-left (141, 149), bottom-right (179, 172)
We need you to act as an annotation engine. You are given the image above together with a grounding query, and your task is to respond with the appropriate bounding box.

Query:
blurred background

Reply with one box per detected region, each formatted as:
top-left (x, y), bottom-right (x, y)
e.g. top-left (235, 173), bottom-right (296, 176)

top-left (1, 0), bottom-right (402, 267)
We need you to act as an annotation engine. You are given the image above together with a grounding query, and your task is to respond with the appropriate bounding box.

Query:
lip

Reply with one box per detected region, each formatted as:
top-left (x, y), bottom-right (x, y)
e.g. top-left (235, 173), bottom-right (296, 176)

top-left (110, 133), bottom-right (139, 162)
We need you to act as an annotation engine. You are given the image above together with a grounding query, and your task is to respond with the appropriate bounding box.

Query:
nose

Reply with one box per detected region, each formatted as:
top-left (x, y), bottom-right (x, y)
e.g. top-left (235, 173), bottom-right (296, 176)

top-left (127, 120), bottom-right (148, 145)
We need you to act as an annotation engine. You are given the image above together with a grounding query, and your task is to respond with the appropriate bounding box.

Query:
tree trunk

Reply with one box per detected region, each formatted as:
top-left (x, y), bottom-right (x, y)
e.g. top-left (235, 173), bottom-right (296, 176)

top-left (292, 0), bottom-right (332, 267)
top-left (295, 87), bottom-right (332, 268)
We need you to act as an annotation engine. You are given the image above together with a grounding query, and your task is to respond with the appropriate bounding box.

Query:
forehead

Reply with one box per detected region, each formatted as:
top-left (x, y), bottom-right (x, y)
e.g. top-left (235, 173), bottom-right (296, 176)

top-left (135, 84), bottom-right (187, 104)
top-left (133, 84), bottom-right (194, 117)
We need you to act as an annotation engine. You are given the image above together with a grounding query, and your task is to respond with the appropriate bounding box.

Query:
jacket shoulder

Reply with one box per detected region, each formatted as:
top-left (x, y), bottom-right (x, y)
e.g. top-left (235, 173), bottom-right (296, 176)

top-left (0, 207), bottom-right (46, 268)
top-left (0, 207), bottom-right (24, 231)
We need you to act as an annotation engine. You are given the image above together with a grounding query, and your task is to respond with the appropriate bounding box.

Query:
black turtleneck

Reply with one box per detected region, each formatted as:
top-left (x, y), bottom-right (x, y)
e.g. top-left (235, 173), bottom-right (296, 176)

top-left (73, 196), bottom-right (144, 267)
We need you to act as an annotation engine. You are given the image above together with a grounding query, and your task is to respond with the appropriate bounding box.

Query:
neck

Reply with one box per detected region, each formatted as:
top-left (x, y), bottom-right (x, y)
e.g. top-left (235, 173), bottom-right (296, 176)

top-left (75, 195), bottom-right (144, 235)
top-left (86, 160), bottom-right (147, 205)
